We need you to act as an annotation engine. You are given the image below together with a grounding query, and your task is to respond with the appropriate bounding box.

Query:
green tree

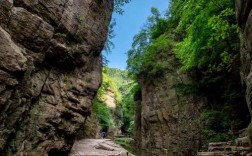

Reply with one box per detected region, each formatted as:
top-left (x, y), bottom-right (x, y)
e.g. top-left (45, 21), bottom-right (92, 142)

top-left (126, 0), bottom-right (249, 145)
top-left (127, 7), bottom-right (169, 77)
top-left (174, 0), bottom-right (239, 71)
top-left (114, 0), bottom-right (131, 14)
top-left (104, 19), bottom-right (116, 53)
top-left (103, 0), bottom-right (132, 53)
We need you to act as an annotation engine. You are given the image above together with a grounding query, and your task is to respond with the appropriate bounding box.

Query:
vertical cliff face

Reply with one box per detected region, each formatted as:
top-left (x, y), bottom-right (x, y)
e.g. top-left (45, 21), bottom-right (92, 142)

top-left (76, 113), bottom-right (101, 139)
top-left (104, 89), bottom-right (123, 138)
top-left (137, 53), bottom-right (205, 155)
top-left (0, 0), bottom-right (113, 155)
top-left (235, 0), bottom-right (252, 145)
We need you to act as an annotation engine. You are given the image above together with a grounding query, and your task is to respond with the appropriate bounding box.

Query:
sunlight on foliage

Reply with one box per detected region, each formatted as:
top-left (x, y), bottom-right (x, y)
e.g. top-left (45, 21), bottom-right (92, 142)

top-left (93, 99), bottom-right (115, 129)
top-left (126, 0), bottom-right (246, 144)
top-left (93, 67), bottom-right (138, 134)
top-left (174, 0), bottom-right (238, 71)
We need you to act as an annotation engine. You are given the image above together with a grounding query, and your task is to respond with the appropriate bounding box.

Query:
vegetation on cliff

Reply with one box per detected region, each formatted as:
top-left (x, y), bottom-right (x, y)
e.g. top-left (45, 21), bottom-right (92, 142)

top-left (93, 67), bottom-right (137, 135)
top-left (126, 0), bottom-right (250, 144)
top-left (93, 69), bottom-right (119, 131)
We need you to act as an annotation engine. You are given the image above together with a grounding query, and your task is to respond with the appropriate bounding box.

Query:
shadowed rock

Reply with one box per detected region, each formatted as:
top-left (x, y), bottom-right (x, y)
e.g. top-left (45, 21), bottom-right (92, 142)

top-left (235, 0), bottom-right (252, 147)
top-left (0, 0), bottom-right (113, 155)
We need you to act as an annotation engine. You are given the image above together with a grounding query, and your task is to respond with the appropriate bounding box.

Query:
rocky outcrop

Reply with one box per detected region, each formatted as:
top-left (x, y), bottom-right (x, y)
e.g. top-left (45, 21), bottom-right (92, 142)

top-left (0, 0), bottom-right (113, 155)
top-left (76, 113), bottom-right (101, 139)
top-left (235, 0), bottom-right (252, 147)
top-left (137, 52), bottom-right (205, 155)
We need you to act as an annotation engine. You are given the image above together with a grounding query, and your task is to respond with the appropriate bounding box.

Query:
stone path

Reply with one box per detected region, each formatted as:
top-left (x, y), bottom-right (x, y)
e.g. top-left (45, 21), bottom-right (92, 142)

top-left (198, 136), bottom-right (252, 156)
top-left (70, 139), bottom-right (134, 156)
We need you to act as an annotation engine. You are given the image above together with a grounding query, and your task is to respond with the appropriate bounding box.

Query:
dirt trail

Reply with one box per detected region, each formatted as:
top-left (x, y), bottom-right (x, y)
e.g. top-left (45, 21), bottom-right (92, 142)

top-left (70, 139), bottom-right (134, 156)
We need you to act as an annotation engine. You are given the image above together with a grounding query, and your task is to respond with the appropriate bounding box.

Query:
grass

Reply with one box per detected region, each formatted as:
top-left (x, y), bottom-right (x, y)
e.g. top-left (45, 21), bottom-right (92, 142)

top-left (114, 138), bottom-right (140, 155)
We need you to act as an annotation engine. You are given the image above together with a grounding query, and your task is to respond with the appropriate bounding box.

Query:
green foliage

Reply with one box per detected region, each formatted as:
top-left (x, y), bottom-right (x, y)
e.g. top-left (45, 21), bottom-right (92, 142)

top-left (113, 138), bottom-right (133, 150)
top-left (105, 67), bottom-right (140, 136)
top-left (126, 0), bottom-right (248, 145)
top-left (114, 137), bottom-right (133, 144)
top-left (94, 67), bottom-right (138, 134)
top-left (127, 0), bottom-right (239, 78)
top-left (105, 67), bottom-right (132, 94)
top-left (150, 18), bottom-right (169, 40)
top-left (103, 0), bottom-right (132, 53)
top-left (114, 138), bottom-right (138, 155)
top-left (200, 110), bottom-right (230, 131)
top-left (127, 121), bottom-right (135, 135)
top-left (175, 83), bottom-right (199, 95)
top-left (93, 68), bottom-right (123, 130)
top-left (127, 8), bottom-right (157, 76)
top-left (127, 28), bottom-right (150, 75)
top-left (200, 110), bottom-right (234, 142)
top-left (139, 34), bottom-right (172, 79)
top-left (127, 9), bottom-right (172, 80)
top-left (174, 0), bottom-right (239, 71)
top-left (104, 19), bottom-right (116, 53)
top-left (202, 129), bottom-right (233, 143)
top-left (97, 70), bottom-right (121, 103)
top-left (114, 0), bottom-right (131, 15)
top-left (93, 99), bottom-right (115, 129)
top-left (120, 80), bottom-right (140, 135)
top-left (121, 84), bottom-right (139, 116)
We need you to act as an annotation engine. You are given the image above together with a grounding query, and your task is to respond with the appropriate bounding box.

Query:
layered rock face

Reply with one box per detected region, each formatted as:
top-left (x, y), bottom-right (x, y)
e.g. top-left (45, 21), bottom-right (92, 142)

top-left (0, 0), bottom-right (113, 155)
top-left (76, 113), bottom-right (101, 139)
top-left (235, 0), bottom-right (252, 146)
top-left (138, 53), bottom-right (205, 155)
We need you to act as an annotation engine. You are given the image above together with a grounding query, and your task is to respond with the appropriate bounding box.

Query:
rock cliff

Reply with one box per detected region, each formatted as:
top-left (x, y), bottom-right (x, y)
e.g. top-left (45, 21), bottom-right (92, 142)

top-left (137, 52), bottom-right (205, 155)
top-left (0, 0), bottom-right (113, 155)
top-left (235, 0), bottom-right (252, 146)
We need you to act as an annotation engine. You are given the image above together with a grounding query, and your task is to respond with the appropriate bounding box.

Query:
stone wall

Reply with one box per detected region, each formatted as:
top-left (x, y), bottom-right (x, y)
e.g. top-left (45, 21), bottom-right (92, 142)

top-left (138, 52), bottom-right (205, 155)
top-left (0, 0), bottom-right (113, 155)
top-left (235, 0), bottom-right (252, 146)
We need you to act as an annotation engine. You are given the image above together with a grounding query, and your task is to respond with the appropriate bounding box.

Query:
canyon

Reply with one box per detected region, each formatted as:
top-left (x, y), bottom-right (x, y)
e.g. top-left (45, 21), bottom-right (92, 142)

top-left (0, 0), bottom-right (252, 156)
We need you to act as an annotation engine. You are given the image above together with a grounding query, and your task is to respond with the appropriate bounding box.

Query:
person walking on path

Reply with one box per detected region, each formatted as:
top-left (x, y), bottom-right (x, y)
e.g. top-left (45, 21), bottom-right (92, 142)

top-left (101, 132), bottom-right (107, 139)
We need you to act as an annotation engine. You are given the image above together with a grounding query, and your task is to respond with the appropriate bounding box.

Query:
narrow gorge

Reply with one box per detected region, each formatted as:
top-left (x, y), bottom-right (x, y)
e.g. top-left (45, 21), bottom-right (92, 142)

top-left (0, 0), bottom-right (252, 156)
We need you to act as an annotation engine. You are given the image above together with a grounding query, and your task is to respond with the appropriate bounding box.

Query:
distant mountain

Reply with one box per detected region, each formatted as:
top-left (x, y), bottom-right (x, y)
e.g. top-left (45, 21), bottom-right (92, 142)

top-left (105, 67), bottom-right (133, 95)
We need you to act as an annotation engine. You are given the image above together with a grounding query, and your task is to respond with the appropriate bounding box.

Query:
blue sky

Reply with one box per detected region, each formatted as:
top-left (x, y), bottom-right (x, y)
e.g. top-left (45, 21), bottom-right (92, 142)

top-left (104, 0), bottom-right (169, 70)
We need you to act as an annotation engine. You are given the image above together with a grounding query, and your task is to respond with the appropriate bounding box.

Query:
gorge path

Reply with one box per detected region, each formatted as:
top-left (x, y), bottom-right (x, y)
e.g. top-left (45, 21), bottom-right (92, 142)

top-left (70, 139), bottom-right (134, 156)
